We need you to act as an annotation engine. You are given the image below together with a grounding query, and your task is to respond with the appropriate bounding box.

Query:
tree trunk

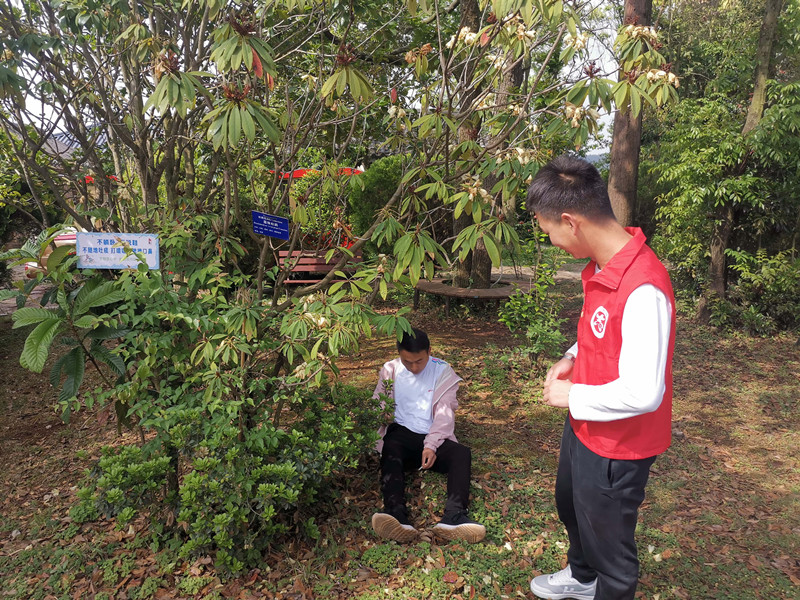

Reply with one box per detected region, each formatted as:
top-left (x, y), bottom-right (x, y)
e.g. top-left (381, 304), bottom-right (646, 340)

top-left (695, 204), bottom-right (735, 322)
top-left (452, 157), bottom-right (475, 287)
top-left (742, 0), bottom-right (783, 138)
top-left (697, 0), bottom-right (783, 322)
top-left (452, 0), bottom-right (482, 288)
top-left (470, 239), bottom-right (492, 288)
top-left (607, 109), bottom-right (642, 226)
top-left (607, 0), bottom-right (652, 227)
top-left (497, 58), bottom-right (525, 226)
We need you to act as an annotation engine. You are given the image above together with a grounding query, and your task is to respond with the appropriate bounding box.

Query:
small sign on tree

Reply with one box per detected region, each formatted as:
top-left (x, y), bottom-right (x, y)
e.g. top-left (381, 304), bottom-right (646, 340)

top-left (76, 233), bottom-right (160, 269)
top-left (251, 210), bottom-right (290, 240)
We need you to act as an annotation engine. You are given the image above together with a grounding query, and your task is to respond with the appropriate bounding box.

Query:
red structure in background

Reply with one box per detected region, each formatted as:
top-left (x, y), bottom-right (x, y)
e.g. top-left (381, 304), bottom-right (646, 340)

top-left (274, 167), bottom-right (363, 179)
top-left (270, 167), bottom-right (362, 250)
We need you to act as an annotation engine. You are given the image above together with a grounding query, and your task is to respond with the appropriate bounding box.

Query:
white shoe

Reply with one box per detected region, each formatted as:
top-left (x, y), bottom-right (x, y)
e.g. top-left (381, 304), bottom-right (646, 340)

top-left (371, 512), bottom-right (419, 543)
top-left (530, 564), bottom-right (597, 600)
top-left (431, 511), bottom-right (486, 543)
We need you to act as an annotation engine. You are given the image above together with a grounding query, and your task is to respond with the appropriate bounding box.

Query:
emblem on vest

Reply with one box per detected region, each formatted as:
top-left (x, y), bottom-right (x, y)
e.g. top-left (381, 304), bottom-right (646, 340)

top-left (590, 306), bottom-right (608, 338)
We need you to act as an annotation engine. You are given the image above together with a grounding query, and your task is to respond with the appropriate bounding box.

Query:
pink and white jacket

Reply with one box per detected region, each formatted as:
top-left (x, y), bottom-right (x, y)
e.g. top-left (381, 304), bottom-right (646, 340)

top-left (373, 357), bottom-right (462, 453)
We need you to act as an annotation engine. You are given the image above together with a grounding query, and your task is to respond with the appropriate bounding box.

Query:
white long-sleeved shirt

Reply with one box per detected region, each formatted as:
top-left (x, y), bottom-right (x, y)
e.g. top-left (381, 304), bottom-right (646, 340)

top-left (567, 283), bottom-right (672, 422)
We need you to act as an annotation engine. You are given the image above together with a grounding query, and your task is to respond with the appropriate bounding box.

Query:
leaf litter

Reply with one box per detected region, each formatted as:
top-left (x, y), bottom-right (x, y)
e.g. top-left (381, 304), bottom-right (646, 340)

top-left (1, 309), bottom-right (799, 598)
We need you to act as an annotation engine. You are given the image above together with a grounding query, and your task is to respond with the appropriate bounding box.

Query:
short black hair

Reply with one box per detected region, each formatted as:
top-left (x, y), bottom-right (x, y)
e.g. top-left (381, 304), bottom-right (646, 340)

top-left (526, 154), bottom-right (616, 222)
top-left (397, 328), bottom-right (430, 353)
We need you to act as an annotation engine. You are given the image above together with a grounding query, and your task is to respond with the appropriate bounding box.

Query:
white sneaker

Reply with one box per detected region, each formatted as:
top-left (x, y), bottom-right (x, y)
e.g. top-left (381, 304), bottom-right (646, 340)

top-left (530, 564), bottom-right (597, 600)
top-left (431, 511), bottom-right (486, 543)
top-left (371, 513), bottom-right (419, 543)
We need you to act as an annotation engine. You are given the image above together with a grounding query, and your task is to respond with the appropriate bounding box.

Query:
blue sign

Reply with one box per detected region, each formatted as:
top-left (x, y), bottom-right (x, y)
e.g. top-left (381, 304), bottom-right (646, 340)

top-left (252, 210), bottom-right (290, 240)
top-left (76, 232), bottom-right (160, 270)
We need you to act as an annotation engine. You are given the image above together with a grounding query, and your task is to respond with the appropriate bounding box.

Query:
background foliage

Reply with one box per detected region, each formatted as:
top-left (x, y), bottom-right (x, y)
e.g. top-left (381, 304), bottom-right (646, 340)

top-left (644, 0), bottom-right (800, 331)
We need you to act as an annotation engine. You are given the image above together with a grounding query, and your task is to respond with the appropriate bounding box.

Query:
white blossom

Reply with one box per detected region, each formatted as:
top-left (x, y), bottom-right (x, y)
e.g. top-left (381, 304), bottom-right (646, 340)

top-left (490, 54), bottom-right (506, 69)
top-left (564, 31), bottom-right (589, 51)
top-left (623, 24), bottom-right (658, 43)
top-left (304, 312), bottom-right (328, 327)
top-left (646, 69), bottom-right (680, 88)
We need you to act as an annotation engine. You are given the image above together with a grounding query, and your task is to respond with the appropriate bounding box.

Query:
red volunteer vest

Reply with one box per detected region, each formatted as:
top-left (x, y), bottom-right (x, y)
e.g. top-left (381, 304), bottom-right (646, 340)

top-left (570, 228), bottom-right (676, 460)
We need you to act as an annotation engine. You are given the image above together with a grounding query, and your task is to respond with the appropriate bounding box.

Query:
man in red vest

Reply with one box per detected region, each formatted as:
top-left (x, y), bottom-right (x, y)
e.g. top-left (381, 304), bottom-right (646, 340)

top-left (526, 155), bottom-right (676, 600)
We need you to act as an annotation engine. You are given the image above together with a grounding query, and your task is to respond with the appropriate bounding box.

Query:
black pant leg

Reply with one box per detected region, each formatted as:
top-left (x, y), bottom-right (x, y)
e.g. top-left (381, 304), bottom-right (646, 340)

top-left (555, 417), bottom-right (594, 582)
top-left (380, 424), bottom-right (425, 517)
top-left (430, 439), bottom-right (472, 516)
top-left (558, 418), bottom-right (656, 600)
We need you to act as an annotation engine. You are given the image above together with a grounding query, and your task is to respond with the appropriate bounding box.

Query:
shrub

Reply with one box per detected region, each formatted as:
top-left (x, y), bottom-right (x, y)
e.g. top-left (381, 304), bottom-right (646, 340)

top-left (498, 235), bottom-right (567, 369)
top-left (11, 216), bottom-right (403, 572)
top-left (78, 383), bottom-right (378, 572)
top-left (348, 155), bottom-right (403, 238)
top-left (290, 170), bottom-right (354, 250)
top-left (725, 248), bottom-right (800, 334)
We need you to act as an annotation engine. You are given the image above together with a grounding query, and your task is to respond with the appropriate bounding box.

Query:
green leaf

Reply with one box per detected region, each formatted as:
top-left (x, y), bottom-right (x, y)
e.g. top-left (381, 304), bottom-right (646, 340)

top-left (229, 106), bottom-right (242, 146)
top-left (231, 41), bottom-right (245, 71)
top-left (73, 315), bottom-right (97, 329)
top-left (630, 88), bottom-right (642, 118)
top-left (249, 105), bottom-right (280, 143)
top-left (484, 235), bottom-right (501, 266)
top-left (321, 72), bottom-right (340, 98)
top-left (20, 318), bottom-right (63, 372)
top-left (350, 68), bottom-right (374, 101)
top-left (212, 111), bottom-right (229, 150)
top-left (612, 81), bottom-right (628, 110)
top-left (50, 351), bottom-right (69, 388)
top-left (336, 70), bottom-right (347, 96)
top-left (346, 67), bottom-right (361, 100)
top-left (73, 281), bottom-right (125, 315)
top-left (92, 344), bottom-right (126, 377)
top-left (46, 244), bottom-right (75, 271)
top-left (12, 307), bottom-right (60, 328)
top-left (56, 289), bottom-right (69, 312)
top-left (241, 107), bottom-right (256, 141)
top-left (566, 82), bottom-right (588, 105)
top-left (55, 346), bottom-right (85, 404)
top-left (87, 325), bottom-right (131, 340)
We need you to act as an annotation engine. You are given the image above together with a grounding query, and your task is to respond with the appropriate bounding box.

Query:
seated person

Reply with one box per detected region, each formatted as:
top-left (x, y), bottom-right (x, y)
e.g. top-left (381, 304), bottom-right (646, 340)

top-left (371, 328), bottom-right (485, 543)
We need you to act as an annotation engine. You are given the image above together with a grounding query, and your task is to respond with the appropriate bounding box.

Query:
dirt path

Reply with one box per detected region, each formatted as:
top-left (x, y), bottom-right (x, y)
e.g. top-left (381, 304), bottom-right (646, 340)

top-left (0, 265), bottom-right (50, 317)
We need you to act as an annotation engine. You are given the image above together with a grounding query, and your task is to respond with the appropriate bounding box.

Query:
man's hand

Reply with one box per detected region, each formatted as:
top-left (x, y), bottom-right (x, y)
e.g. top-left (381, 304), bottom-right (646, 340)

top-left (543, 378), bottom-right (572, 408)
top-left (543, 356), bottom-right (574, 408)
top-left (545, 356), bottom-right (574, 385)
top-left (421, 448), bottom-right (437, 470)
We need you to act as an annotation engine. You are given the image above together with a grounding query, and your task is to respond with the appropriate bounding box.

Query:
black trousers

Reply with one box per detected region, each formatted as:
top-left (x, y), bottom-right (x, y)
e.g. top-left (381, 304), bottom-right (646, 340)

top-left (555, 417), bottom-right (656, 600)
top-left (380, 423), bottom-right (472, 518)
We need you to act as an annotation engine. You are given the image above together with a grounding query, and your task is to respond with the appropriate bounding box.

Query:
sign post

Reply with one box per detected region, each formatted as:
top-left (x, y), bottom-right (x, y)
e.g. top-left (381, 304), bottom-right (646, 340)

top-left (251, 210), bottom-right (290, 240)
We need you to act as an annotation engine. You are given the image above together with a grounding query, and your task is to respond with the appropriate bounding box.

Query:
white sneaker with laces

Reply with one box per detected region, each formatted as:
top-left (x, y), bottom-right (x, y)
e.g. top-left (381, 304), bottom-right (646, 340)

top-left (529, 564), bottom-right (597, 600)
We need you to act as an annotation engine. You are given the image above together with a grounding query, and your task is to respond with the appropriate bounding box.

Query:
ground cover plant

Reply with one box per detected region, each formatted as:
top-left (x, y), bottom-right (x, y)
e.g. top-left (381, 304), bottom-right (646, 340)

top-left (2, 271), bottom-right (799, 599)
